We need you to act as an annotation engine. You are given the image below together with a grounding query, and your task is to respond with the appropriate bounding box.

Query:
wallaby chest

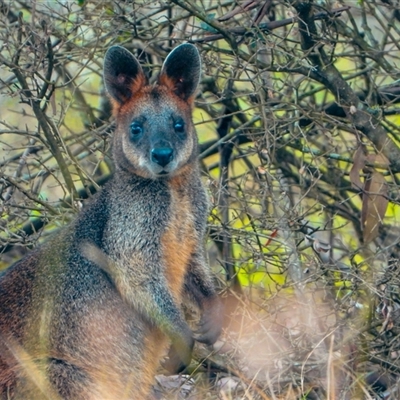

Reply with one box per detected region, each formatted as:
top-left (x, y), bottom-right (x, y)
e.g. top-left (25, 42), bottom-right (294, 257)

top-left (161, 183), bottom-right (199, 298)
top-left (103, 175), bottom-right (206, 292)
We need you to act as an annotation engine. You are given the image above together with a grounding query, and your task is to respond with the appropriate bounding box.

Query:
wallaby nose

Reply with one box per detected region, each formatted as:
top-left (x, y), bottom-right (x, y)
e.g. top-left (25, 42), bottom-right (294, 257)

top-left (151, 147), bottom-right (174, 167)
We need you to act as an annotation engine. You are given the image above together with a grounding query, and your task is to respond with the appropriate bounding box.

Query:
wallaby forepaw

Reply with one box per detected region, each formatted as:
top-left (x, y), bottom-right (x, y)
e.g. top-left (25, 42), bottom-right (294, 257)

top-left (162, 348), bottom-right (188, 374)
top-left (194, 297), bottom-right (223, 345)
top-left (162, 334), bottom-right (194, 374)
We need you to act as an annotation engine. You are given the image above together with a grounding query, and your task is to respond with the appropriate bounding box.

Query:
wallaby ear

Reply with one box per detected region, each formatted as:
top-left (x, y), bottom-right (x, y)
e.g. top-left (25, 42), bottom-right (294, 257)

top-left (158, 43), bottom-right (201, 102)
top-left (103, 46), bottom-right (146, 104)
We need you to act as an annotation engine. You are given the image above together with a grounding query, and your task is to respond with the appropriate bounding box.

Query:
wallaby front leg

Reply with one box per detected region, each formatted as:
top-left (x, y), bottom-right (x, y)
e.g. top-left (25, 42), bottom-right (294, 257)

top-left (82, 244), bottom-right (194, 369)
top-left (185, 251), bottom-right (223, 346)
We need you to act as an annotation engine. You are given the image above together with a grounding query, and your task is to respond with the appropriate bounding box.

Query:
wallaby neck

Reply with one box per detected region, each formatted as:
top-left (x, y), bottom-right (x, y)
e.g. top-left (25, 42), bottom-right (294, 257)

top-left (112, 162), bottom-right (201, 192)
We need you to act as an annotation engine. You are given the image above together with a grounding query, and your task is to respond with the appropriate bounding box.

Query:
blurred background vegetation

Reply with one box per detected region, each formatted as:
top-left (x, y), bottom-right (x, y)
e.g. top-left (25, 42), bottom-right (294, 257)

top-left (1, 0), bottom-right (400, 398)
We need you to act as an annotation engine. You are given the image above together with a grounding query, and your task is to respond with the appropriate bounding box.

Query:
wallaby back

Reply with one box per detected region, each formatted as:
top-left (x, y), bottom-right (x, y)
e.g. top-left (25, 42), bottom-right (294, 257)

top-left (0, 44), bottom-right (222, 400)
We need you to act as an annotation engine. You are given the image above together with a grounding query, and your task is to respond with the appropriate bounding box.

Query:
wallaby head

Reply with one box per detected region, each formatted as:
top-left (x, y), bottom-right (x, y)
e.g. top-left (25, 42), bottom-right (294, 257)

top-left (103, 44), bottom-right (201, 179)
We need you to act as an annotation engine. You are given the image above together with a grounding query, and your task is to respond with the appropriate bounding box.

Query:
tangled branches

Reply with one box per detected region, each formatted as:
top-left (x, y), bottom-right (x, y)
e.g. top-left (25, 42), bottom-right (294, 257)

top-left (1, 1), bottom-right (400, 398)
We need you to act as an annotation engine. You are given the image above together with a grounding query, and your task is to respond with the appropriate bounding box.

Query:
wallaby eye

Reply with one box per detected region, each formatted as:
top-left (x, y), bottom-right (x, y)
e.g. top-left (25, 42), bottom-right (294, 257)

top-left (130, 122), bottom-right (143, 138)
top-left (174, 119), bottom-right (184, 133)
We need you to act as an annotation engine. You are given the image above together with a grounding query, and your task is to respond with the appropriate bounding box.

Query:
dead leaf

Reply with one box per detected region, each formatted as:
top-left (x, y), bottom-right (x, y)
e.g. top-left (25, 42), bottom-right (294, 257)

top-left (365, 153), bottom-right (390, 168)
top-left (264, 228), bottom-right (278, 247)
top-left (349, 146), bottom-right (366, 190)
top-left (260, 149), bottom-right (269, 160)
top-left (312, 239), bottom-right (331, 253)
top-left (361, 171), bottom-right (388, 243)
top-left (257, 165), bottom-right (267, 175)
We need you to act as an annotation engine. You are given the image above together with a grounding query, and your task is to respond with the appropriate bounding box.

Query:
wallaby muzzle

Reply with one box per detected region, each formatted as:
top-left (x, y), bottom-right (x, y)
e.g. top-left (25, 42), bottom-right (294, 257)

top-left (151, 146), bottom-right (174, 168)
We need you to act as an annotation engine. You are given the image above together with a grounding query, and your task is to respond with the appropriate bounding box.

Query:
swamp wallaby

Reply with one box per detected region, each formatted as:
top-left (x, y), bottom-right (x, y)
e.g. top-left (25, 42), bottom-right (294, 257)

top-left (0, 43), bottom-right (222, 400)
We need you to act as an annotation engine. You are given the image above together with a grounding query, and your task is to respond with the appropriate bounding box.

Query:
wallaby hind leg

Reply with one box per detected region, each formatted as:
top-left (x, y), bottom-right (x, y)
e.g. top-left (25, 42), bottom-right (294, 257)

top-left (0, 358), bottom-right (16, 400)
top-left (9, 359), bottom-right (91, 400)
top-left (47, 359), bottom-right (90, 400)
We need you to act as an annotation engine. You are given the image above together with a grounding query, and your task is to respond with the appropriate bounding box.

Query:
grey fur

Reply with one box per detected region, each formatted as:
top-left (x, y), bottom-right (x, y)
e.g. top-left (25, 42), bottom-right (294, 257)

top-left (0, 44), bottom-right (222, 400)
